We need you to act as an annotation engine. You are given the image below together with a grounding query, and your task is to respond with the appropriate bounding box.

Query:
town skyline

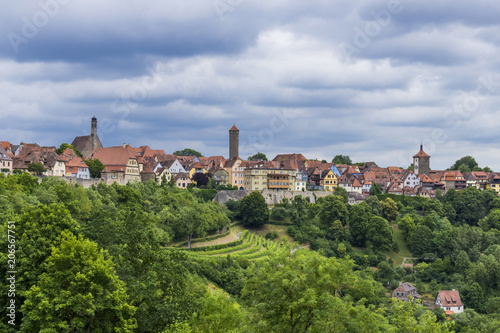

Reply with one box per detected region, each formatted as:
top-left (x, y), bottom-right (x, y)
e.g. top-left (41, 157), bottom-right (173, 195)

top-left (1, 1), bottom-right (500, 170)
top-left (1, 119), bottom-right (498, 172)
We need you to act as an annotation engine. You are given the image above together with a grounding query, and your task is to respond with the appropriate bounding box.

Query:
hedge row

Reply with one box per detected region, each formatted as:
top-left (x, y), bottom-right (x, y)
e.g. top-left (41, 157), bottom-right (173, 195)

top-left (175, 230), bottom-right (231, 248)
top-left (186, 230), bottom-right (249, 252)
top-left (195, 233), bottom-right (257, 256)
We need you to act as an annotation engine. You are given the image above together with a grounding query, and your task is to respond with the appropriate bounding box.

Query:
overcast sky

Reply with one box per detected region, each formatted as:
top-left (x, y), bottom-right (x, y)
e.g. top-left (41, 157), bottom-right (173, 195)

top-left (1, 0), bottom-right (500, 170)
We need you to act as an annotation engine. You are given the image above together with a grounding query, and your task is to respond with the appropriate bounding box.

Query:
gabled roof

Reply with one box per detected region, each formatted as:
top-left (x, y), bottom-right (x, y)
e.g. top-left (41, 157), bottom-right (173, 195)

top-left (0, 145), bottom-right (12, 161)
top-left (66, 157), bottom-right (88, 168)
top-left (272, 153), bottom-right (307, 162)
top-left (437, 290), bottom-right (463, 308)
top-left (229, 124), bottom-right (239, 131)
top-left (352, 178), bottom-right (362, 188)
top-left (0, 141), bottom-right (11, 151)
top-left (87, 147), bottom-right (137, 166)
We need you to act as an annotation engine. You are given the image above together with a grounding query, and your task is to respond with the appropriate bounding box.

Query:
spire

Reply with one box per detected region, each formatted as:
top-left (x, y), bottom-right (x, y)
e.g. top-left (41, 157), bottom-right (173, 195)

top-left (420, 143), bottom-right (423, 151)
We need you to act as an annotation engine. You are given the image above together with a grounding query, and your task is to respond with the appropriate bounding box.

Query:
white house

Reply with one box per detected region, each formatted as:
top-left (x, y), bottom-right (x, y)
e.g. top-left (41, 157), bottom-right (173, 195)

top-left (0, 145), bottom-right (13, 172)
top-left (435, 290), bottom-right (464, 314)
top-left (65, 157), bottom-right (90, 179)
top-left (155, 159), bottom-right (187, 175)
top-left (402, 171), bottom-right (420, 189)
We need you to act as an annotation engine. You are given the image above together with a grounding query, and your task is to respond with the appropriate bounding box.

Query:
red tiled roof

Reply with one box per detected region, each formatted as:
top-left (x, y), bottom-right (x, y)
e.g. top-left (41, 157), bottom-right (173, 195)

top-left (66, 157), bottom-right (88, 168)
top-left (437, 290), bottom-right (463, 308)
top-left (230, 124), bottom-right (239, 131)
top-left (87, 147), bottom-right (137, 166)
top-left (272, 153), bottom-right (307, 162)
top-left (413, 149), bottom-right (430, 158)
top-left (0, 141), bottom-right (11, 150)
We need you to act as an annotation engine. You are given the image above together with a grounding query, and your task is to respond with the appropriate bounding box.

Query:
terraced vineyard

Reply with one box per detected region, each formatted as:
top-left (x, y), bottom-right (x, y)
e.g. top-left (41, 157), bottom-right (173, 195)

top-left (179, 230), bottom-right (280, 261)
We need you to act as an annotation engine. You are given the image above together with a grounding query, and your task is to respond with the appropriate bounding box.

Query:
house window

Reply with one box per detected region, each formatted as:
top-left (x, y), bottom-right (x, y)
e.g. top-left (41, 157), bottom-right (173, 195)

top-left (446, 307), bottom-right (450, 311)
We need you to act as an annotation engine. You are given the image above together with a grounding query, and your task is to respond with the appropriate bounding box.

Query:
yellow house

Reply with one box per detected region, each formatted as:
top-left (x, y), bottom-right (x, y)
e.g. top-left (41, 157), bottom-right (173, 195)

top-left (320, 169), bottom-right (338, 191)
top-left (156, 167), bottom-right (172, 184)
top-left (188, 162), bottom-right (208, 179)
top-left (245, 167), bottom-right (297, 191)
top-left (486, 173), bottom-right (500, 195)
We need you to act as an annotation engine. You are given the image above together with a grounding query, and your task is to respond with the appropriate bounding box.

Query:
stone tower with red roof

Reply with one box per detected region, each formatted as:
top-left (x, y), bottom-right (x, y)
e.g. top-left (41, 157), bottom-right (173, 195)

top-left (229, 124), bottom-right (239, 160)
top-left (413, 144), bottom-right (430, 176)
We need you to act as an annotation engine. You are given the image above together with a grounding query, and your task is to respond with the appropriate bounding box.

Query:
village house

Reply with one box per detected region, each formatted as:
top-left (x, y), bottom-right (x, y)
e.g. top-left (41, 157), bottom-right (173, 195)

top-left (89, 145), bottom-right (140, 185)
top-left (209, 166), bottom-right (229, 186)
top-left (392, 282), bottom-right (422, 302)
top-left (175, 172), bottom-right (192, 188)
top-left (224, 157), bottom-right (246, 190)
top-left (0, 145), bottom-right (13, 173)
top-left (65, 157), bottom-right (90, 179)
top-left (486, 173), bottom-right (500, 195)
top-left (434, 290), bottom-right (464, 314)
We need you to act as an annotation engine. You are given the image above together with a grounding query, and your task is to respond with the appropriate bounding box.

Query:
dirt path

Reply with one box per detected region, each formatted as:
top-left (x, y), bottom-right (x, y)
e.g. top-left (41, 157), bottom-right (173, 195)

top-left (189, 231), bottom-right (239, 248)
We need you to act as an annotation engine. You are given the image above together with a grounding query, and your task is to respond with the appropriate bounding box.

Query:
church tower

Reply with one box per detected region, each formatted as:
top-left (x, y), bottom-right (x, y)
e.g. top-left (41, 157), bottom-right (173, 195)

top-left (91, 116), bottom-right (98, 151)
top-left (229, 124), bottom-right (239, 160)
top-left (413, 144), bottom-right (430, 176)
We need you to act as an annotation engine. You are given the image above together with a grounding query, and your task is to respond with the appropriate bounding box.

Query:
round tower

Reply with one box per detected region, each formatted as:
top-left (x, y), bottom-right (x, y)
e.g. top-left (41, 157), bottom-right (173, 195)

top-left (229, 124), bottom-right (239, 160)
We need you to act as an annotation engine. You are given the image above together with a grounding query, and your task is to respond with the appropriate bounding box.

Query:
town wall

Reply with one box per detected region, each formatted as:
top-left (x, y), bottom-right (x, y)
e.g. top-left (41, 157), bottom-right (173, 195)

top-left (37, 176), bottom-right (102, 188)
top-left (214, 189), bottom-right (333, 205)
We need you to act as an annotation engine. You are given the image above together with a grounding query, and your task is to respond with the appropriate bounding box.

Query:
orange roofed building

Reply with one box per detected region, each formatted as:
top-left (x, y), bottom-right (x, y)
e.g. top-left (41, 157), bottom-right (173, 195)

top-left (434, 290), bottom-right (464, 314)
top-left (88, 145), bottom-right (140, 185)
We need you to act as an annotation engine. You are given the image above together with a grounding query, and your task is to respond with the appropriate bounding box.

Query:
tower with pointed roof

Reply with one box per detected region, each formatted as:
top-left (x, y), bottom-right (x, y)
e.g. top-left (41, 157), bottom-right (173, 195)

top-left (71, 116), bottom-right (103, 158)
top-left (229, 124), bottom-right (239, 160)
top-left (413, 144), bottom-right (430, 176)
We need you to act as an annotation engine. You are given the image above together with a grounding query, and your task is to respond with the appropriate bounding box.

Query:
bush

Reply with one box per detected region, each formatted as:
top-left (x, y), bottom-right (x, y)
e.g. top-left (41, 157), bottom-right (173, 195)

top-left (270, 207), bottom-right (288, 221)
top-left (265, 230), bottom-right (279, 240)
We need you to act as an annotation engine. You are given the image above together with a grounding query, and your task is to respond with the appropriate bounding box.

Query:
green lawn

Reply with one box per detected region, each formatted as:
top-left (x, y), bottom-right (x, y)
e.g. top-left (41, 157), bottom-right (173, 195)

top-left (384, 227), bottom-right (412, 266)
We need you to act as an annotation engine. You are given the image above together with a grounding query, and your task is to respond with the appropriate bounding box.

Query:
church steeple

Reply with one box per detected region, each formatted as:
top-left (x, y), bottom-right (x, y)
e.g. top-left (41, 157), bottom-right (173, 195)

top-left (91, 116), bottom-right (98, 150)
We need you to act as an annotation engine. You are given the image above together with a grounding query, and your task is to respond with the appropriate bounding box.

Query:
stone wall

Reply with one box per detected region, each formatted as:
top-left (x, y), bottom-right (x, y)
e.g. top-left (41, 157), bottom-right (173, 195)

top-left (214, 189), bottom-right (334, 206)
top-left (37, 176), bottom-right (102, 188)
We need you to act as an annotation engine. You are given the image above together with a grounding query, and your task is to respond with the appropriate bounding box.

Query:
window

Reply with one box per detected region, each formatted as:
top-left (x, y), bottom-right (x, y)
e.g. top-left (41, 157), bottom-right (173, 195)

top-left (446, 307), bottom-right (450, 311)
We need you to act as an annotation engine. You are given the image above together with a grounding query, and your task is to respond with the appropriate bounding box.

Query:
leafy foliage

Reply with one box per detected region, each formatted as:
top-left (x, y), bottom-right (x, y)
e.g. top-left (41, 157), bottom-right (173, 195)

top-left (173, 148), bottom-right (203, 157)
top-left (55, 142), bottom-right (83, 157)
top-left (247, 152), bottom-right (267, 161)
top-left (84, 158), bottom-right (105, 178)
top-left (332, 154), bottom-right (352, 165)
top-left (27, 162), bottom-right (46, 175)
top-left (239, 191), bottom-right (269, 227)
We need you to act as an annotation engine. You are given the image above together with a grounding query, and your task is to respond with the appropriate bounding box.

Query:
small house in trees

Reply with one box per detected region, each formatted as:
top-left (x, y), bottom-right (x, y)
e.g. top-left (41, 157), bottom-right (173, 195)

top-left (434, 290), bottom-right (464, 314)
top-left (392, 282), bottom-right (422, 302)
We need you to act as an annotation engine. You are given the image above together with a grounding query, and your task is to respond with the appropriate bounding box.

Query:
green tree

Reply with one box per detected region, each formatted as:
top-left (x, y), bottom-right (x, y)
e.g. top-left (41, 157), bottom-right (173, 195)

top-left (381, 198), bottom-right (399, 223)
top-left (450, 156), bottom-right (479, 171)
top-left (21, 233), bottom-right (136, 332)
top-left (479, 208), bottom-right (500, 231)
top-left (248, 152), bottom-right (267, 161)
top-left (367, 216), bottom-right (393, 252)
top-left (461, 282), bottom-right (484, 312)
top-left (410, 225), bottom-right (434, 257)
top-left (318, 195), bottom-right (348, 227)
top-left (332, 155), bottom-right (352, 165)
top-left (398, 214), bottom-right (416, 242)
top-left (55, 143), bottom-right (83, 157)
top-left (239, 191), bottom-right (269, 227)
top-left (334, 186), bottom-right (348, 203)
top-left (242, 248), bottom-right (387, 332)
top-left (189, 288), bottom-right (244, 333)
top-left (85, 158), bottom-right (105, 178)
top-left (370, 181), bottom-right (383, 196)
top-left (27, 162), bottom-right (46, 175)
top-left (173, 148), bottom-right (203, 157)
top-left (349, 202), bottom-right (372, 247)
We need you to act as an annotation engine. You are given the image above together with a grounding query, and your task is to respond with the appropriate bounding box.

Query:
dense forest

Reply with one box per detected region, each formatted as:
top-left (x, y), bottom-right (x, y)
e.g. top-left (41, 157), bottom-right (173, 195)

top-left (1, 173), bottom-right (500, 332)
